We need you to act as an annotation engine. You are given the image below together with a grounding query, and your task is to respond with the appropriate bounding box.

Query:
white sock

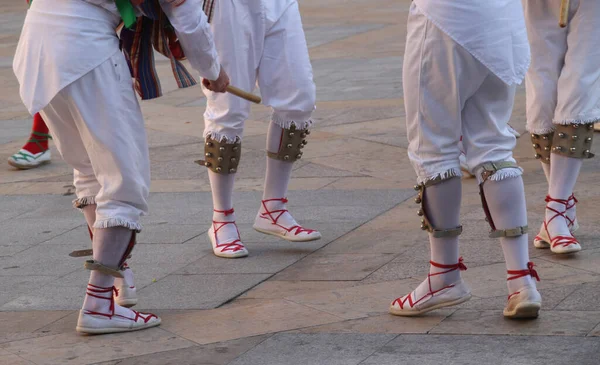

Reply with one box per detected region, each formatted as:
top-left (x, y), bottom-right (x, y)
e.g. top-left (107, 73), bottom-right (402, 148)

top-left (82, 227), bottom-right (135, 316)
top-left (82, 204), bottom-right (96, 233)
top-left (410, 177), bottom-right (462, 300)
top-left (116, 264), bottom-right (135, 289)
top-left (482, 175), bottom-right (534, 294)
top-left (546, 153), bottom-right (583, 238)
top-left (541, 162), bottom-right (551, 183)
top-left (208, 170), bottom-right (240, 240)
top-left (81, 204), bottom-right (132, 289)
top-left (259, 123), bottom-right (298, 228)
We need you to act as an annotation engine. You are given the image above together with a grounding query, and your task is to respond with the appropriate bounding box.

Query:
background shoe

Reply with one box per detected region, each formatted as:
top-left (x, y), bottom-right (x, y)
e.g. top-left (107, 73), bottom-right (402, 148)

top-left (504, 286), bottom-right (541, 319)
top-left (254, 198), bottom-right (321, 242)
top-left (389, 258), bottom-right (471, 316)
top-left (8, 149), bottom-right (51, 169)
top-left (208, 223), bottom-right (249, 258)
top-left (389, 279), bottom-right (471, 316)
top-left (76, 284), bottom-right (160, 334)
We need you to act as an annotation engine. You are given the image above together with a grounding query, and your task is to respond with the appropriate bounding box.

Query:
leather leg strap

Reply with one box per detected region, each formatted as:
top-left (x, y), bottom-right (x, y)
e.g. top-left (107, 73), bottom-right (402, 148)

top-left (195, 138), bottom-right (242, 174)
top-left (531, 132), bottom-right (554, 164)
top-left (84, 260), bottom-right (124, 278)
top-left (552, 123), bottom-right (595, 159)
top-left (415, 176), bottom-right (463, 238)
top-left (267, 125), bottom-right (309, 162)
top-left (478, 161), bottom-right (528, 238)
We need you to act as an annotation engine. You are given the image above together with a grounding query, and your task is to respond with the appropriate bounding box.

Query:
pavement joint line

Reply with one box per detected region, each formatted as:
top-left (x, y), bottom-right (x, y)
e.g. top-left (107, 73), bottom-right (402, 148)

top-left (536, 256), bottom-right (600, 276)
top-left (356, 333), bottom-right (403, 365)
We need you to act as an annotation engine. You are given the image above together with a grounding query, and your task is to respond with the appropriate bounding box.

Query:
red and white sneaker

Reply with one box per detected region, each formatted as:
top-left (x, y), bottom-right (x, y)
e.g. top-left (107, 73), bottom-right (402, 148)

top-left (253, 198), bottom-right (321, 242)
top-left (534, 195), bottom-right (581, 254)
top-left (208, 209), bottom-right (249, 258)
top-left (389, 258), bottom-right (471, 316)
top-left (504, 262), bottom-right (542, 319)
top-left (76, 284), bottom-right (160, 334)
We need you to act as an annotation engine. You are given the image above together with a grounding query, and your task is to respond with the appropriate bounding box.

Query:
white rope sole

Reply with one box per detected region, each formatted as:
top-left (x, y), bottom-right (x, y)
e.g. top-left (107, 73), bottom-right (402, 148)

top-left (503, 301), bottom-right (541, 319)
top-left (253, 226), bottom-right (322, 242)
top-left (389, 293), bottom-right (471, 317)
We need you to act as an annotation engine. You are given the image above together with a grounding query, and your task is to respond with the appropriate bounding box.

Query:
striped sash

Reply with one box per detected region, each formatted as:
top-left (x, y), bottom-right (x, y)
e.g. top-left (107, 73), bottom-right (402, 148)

top-left (120, 0), bottom-right (216, 100)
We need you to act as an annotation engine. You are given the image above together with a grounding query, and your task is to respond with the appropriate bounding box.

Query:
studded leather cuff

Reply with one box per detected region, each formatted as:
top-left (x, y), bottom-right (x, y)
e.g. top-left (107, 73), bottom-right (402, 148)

top-left (267, 125), bottom-right (309, 162)
top-left (531, 132), bottom-right (554, 164)
top-left (196, 138), bottom-right (242, 174)
top-left (552, 124), bottom-right (595, 159)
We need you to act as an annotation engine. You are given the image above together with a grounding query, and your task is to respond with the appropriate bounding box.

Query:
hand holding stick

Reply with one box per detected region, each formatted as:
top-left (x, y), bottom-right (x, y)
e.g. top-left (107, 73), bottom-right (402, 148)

top-left (559, 0), bottom-right (570, 28)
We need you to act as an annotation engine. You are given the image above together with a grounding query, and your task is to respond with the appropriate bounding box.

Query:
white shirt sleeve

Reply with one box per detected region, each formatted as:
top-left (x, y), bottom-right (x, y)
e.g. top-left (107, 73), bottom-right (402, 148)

top-left (159, 0), bottom-right (221, 80)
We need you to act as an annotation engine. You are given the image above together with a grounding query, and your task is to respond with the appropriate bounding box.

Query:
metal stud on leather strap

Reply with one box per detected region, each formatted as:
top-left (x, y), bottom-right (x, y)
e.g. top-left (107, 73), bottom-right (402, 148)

top-left (267, 125), bottom-right (309, 162)
top-left (531, 132), bottom-right (553, 164)
top-left (196, 138), bottom-right (242, 174)
top-left (551, 124), bottom-right (595, 159)
top-left (489, 225), bottom-right (528, 239)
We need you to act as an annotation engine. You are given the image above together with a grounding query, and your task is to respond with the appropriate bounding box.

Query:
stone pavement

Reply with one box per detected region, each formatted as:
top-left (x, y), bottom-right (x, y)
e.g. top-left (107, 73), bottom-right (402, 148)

top-left (1, 0), bottom-right (600, 364)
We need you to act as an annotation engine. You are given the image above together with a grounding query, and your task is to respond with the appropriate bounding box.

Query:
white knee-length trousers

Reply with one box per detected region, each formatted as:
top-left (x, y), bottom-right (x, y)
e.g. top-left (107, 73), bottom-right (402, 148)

top-left (523, 0), bottom-right (600, 133)
top-left (40, 51), bottom-right (150, 231)
top-left (202, 0), bottom-right (316, 142)
top-left (404, 4), bottom-right (521, 184)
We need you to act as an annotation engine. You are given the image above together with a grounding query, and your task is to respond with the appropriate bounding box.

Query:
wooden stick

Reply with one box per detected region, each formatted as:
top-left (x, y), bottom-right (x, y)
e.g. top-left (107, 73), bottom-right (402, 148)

top-left (559, 0), bottom-right (570, 28)
top-left (226, 85), bottom-right (262, 104)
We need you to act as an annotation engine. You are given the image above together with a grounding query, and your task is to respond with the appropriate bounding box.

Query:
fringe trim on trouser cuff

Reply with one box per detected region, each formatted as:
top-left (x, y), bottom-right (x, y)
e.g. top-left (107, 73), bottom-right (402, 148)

top-left (417, 167), bottom-right (462, 186)
top-left (554, 117), bottom-right (600, 125)
top-left (203, 131), bottom-right (241, 144)
top-left (93, 218), bottom-right (142, 233)
top-left (271, 118), bottom-right (314, 131)
top-left (526, 126), bottom-right (555, 135)
top-left (73, 196), bottom-right (96, 209)
top-left (474, 166), bottom-right (523, 185)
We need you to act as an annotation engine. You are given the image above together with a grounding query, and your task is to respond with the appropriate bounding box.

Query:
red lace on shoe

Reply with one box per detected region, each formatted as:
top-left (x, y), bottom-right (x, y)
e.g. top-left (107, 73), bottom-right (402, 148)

top-left (543, 195), bottom-right (579, 249)
top-left (566, 194), bottom-right (578, 230)
top-left (84, 284), bottom-right (157, 323)
top-left (392, 257), bottom-right (467, 309)
top-left (506, 262), bottom-right (540, 301)
top-left (212, 209), bottom-right (245, 253)
top-left (258, 198), bottom-right (316, 236)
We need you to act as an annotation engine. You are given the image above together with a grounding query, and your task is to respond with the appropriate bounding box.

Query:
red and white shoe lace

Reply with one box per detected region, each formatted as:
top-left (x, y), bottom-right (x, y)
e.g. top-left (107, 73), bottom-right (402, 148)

top-left (76, 283), bottom-right (160, 334)
top-left (389, 257), bottom-right (471, 316)
top-left (253, 198), bottom-right (321, 242)
top-left (208, 208), bottom-right (248, 258)
top-left (534, 195), bottom-right (582, 254)
top-left (504, 262), bottom-right (542, 319)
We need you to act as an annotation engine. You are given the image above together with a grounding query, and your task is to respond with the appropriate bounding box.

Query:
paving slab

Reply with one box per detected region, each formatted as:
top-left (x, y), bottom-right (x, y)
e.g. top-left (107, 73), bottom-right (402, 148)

top-left (430, 309), bottom-right (600, 337)
top-left (136, 273), bottom-right (271, 310)
top-left (361, 334), bottom-right (600, 365)
top-left (160, 300), bottom-right (343, 344)
top-left (94, 335), bottom-right (271, 365)
top-left (0, 328), bottom-right (196, 365)
top-left (228, 333), bottom-right (396, 365)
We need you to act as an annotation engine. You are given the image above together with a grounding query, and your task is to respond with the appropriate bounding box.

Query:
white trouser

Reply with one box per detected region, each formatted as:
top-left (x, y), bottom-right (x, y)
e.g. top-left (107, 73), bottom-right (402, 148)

top-left (40, 51), bottom-right (150, 231)
top-left (404, 4), bottom-right (519, 184)
top-left (202, 0), bottom-right (316, 143)
top-left (523, 0), bottom-right (600, 133)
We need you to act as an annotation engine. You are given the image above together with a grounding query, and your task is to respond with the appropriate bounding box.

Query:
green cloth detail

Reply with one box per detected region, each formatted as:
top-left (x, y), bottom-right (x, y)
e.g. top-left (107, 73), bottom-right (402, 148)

top-left (115, 0), bottom-right (137, 28)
